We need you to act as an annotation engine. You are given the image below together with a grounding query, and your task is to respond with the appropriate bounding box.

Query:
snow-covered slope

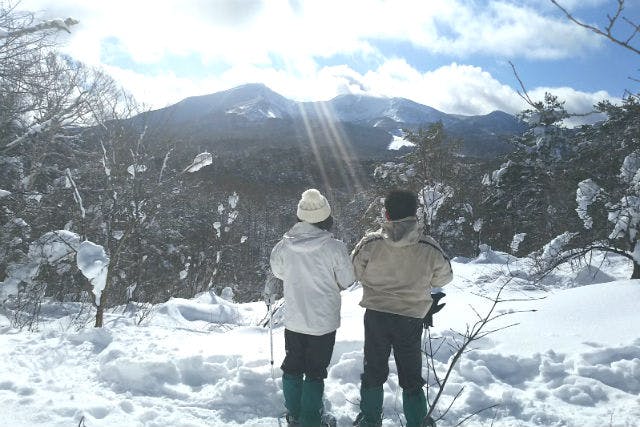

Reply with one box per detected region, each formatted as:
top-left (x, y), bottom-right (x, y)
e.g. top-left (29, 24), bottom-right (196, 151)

top-left (132, 84), bottom-right (523, 158)
top-left (300, 95), bottom-right (450, 126)
top-left (146, 83), bottom-right (299, 124)
top-left (1, 250), bottom-right (638, 427)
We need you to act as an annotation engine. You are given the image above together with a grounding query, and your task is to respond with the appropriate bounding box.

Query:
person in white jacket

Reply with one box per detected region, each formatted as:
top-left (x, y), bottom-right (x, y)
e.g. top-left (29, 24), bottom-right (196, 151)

top-left (269, 188), bottom-right (355, 427)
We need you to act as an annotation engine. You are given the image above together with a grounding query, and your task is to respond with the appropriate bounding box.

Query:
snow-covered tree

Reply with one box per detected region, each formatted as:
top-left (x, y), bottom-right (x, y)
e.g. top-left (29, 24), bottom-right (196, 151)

top-left (372, 122), bottom-right (487, 256)
top-left (482, 92), bottom-right (640, 279)
top-left (526, 0), bottom-right (640, 278)
top-left (481, 93), bottom-right (577, 255)
top-left (0, 3), bottom-right (244, 327)
top-left (561, 99), bottom-right (640, 278)
top-left (0, 3), bottom-right (93, 327)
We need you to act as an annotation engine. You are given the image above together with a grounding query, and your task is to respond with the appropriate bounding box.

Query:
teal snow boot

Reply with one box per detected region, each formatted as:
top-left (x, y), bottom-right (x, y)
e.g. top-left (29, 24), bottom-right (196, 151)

top-left (402, 388), bottom-right (428, 427)
top-left (299, 378), bottom-right (324, 427)
top-left (354, 383), bottom-right (383, 426)
top-left (283, 373), bottom-right (303, 425)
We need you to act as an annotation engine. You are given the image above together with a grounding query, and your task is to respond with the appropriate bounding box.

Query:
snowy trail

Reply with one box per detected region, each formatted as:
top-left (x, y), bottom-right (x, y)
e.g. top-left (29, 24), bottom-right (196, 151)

top-left (1, 251), bottom-right (640, 427)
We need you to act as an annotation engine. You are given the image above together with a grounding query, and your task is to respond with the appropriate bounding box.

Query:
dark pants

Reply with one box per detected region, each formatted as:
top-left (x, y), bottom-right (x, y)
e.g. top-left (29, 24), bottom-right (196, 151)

top-left (362, 309), bottom-right (425, 391)
top-left (281, 329), bottom-right (336, 380)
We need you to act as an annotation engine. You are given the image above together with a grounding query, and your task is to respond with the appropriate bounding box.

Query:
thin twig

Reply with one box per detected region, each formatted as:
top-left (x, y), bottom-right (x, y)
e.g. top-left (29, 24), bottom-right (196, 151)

top-left (550, 0), bottom-right (640, 55)
top-left (454, 404), bottom-right (501, 427)
top-left (435, 386), bottom-right (464, 422)
top-left (508, 61), bottom-right (536, 107)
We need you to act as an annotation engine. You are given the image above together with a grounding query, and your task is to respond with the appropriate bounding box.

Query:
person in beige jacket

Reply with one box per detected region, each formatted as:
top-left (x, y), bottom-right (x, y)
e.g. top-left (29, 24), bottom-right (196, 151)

top-left (351, 189), bottom-right (453, 427)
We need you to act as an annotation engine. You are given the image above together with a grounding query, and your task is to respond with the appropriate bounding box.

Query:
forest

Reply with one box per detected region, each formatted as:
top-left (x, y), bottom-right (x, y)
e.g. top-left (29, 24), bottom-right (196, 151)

top-left (1, 1), bottom-right (638, 331)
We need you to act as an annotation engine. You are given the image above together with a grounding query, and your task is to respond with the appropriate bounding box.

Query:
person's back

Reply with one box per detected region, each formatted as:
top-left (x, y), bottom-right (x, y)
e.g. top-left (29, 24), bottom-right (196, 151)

top-left (352, 189), bottom-right (452, 427)
top-left (271, 220), bottom-right (352, 335)
top-left (353, 217), bottom-right (452, 318)
top-left (269, 188), bottom-right (355, 427)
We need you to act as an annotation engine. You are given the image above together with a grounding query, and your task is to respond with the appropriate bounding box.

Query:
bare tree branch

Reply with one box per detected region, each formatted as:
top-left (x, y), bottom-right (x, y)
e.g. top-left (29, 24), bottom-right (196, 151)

top-left (425, 281), bottom-right (521, 422)
top-left (0, 17), bottom-right (79, 39)
top-left (508, 61), bottom-right (536, 108)
top-left (454, 404), bottom-right (501, 427)
top-left (550, 0), bottom-right (640, 55)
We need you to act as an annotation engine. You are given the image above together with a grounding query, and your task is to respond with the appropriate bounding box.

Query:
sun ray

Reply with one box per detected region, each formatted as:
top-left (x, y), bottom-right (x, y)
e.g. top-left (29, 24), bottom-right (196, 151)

top-left (312, 99), bottom-right (366, 194)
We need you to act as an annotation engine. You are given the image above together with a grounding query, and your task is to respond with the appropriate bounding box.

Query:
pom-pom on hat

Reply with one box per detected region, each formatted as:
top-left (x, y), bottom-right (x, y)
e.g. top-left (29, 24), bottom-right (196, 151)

top-left (297, 189), bottom-right (331, 223)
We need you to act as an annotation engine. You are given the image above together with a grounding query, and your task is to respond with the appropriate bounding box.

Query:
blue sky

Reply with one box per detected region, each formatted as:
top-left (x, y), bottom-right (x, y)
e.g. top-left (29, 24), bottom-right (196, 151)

top-left (19, 0), bottom-right (639, 120)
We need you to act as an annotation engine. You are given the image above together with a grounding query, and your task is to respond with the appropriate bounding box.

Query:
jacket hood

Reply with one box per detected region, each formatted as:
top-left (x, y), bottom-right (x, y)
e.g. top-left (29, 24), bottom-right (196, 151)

top-left (282, 221), bottom-right (332, 252)
top-left (381, 217), bottom-right (422, 247)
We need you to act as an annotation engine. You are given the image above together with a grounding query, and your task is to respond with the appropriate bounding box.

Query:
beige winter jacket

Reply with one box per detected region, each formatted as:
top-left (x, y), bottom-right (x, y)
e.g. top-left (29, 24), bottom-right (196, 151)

top-left (352, 217), bottom-right (453, 318)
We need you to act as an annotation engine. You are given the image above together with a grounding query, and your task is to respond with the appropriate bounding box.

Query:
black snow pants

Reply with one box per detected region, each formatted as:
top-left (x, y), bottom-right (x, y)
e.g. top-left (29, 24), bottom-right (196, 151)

top-left (281, 329), bottom-right (336, 380)
top-left (361, 309), bottom-right (426, 391)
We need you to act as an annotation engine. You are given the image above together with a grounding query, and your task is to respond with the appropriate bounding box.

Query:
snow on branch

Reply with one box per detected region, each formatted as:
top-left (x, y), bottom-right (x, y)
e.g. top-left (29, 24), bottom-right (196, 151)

top-left (575, 179), bottom-right (601, 229)
top-left (420, 183), bottom-right (453, 225)
top-left (3, 95), bottom-right (89, 152)
top-left (158, 148), bottom-right (173, 183)
top-left (183, 152), bottom-right (213, 173)
top-left (510, 233), bottom-right (527, 253)
top-left (608, 196), bottom-right (640, 241)
top-left (100, 141), bottom-right (111, 177)
top-left (4, 119), bottom-right (53, 151)
top-left (228, 192), bottom-right (239, 209)
top-left (65, 168), bottom-right (85, 218)
top-left (608, 152), bottom-right (640, 241)
top-left (76, 241), bottom-right (110, 306)
top-left (0, 17), bottom-right (79, 39)
top-left (482, 161), bottom-right (512, 186)
top-left (620, 151), bottom-right (640, 185)
top-left (126, 164), bottom-right (147, 177)
top-left (0, 231), bottom-right (81, 300)
top-left (540, 232), bottom-right (578, 262)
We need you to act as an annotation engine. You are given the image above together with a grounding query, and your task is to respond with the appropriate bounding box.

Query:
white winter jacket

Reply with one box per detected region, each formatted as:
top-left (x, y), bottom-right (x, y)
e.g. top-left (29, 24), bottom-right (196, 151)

top-left (270, 221), bottom-right (356, 336)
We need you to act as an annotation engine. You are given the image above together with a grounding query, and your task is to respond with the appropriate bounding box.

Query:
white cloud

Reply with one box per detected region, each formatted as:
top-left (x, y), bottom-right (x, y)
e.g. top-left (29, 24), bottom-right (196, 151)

top-left (13, 0), bottom-right (617, 123)
top-left (433, 2), bottom-right (601, 59)
top-left (540, 0), bottom-right (610, 11)
top-left (359, 60), bottom-right (524, 115)
top-left (19, 0), bottom-right (602, 69)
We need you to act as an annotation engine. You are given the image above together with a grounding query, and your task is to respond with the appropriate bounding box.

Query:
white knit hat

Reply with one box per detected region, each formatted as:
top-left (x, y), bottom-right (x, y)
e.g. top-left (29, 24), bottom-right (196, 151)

top-left (297, 189), bottom-right (331, 223)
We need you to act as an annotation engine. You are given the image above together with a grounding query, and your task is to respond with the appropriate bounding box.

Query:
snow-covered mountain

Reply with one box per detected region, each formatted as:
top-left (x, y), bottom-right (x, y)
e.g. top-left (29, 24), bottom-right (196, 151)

top-left (137, 84), bottom-right (525, 158)
top-left (158, 83), bottom-right (299, 123)
top-left (304, 94), bottom-right (452, 127)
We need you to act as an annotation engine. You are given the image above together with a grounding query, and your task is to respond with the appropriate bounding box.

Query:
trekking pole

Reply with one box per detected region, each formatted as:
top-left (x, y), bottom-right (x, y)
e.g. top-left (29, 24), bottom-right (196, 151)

top-left (268, 302), bottom-right (275, 380)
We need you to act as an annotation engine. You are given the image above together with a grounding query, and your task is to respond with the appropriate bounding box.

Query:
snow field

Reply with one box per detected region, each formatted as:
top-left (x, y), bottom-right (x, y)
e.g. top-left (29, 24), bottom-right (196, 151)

top-left (1, 249), bottom-right (639, 426)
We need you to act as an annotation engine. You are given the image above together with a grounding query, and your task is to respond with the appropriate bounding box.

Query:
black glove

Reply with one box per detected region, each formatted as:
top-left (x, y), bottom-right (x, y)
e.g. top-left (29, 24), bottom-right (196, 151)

top-left (423, 291), bottom-right (446, 329)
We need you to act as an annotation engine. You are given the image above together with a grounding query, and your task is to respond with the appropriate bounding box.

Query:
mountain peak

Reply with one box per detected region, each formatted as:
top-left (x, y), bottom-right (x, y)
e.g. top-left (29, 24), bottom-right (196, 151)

top-left (221, 82), bottom-right (276, 96)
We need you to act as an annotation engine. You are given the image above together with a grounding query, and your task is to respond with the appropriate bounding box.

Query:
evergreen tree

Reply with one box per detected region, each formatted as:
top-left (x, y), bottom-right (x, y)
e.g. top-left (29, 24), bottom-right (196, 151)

top-left (481, 93), bottom-right (577, 255)
top-left (372, 122), bottom-right (487, 256)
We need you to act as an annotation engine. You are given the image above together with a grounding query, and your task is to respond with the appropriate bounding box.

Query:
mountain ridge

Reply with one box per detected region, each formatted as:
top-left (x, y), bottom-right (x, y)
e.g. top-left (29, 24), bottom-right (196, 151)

top-left (137, 83), bottom-right (526, 158)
